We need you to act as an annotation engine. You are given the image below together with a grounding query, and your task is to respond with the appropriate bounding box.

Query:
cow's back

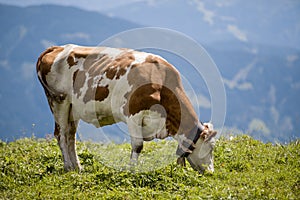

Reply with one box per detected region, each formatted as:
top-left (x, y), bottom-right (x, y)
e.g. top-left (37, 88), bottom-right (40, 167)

top-left (37, 44), bottom-right (197, 134)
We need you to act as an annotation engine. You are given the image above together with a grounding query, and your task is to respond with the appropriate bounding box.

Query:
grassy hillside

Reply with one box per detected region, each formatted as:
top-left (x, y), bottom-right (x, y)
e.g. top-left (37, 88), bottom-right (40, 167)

top-left (0, 135), bottom-right (299, 199)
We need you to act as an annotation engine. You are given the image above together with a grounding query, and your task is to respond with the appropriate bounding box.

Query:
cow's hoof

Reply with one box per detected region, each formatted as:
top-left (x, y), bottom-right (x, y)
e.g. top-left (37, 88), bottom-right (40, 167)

top-left (177, 157), bottom-right (186, 167)
top-left (64, 165), bottom-right (82, 172)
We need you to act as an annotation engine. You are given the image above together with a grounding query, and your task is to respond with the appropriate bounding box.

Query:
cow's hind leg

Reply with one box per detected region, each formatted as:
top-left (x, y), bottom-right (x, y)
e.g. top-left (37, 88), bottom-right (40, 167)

top-left (52, 101), bottom-right (81, 171)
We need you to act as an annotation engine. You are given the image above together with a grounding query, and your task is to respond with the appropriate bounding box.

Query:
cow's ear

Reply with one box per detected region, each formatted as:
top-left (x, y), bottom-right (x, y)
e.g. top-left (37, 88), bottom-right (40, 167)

top-left (203, 122), bottom-right (214, 130)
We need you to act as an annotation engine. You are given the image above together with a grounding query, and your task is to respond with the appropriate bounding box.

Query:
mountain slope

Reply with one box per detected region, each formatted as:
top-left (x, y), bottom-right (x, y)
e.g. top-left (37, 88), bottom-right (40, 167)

top-left (0, 4), bottom-right (139, 141)
top-left (0, 3), bottom-right (299, 142)
top-left (104, 0), bottom-right (300, 142)
top-left (104, 0), bottom-right (300, 48)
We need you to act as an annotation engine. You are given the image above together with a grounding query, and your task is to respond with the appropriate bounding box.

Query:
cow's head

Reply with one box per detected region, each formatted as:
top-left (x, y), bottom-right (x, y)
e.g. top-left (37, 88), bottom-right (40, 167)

top-left (186, 122), bottom-right (217, 173)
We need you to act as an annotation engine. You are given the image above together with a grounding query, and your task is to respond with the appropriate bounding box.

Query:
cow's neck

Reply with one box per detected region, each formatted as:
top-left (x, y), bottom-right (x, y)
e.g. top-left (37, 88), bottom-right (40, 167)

top-left (175, 121), bottom-right (205, 157)
top-left (177, 87), bottom-right (202, 136)
top-left (172, 92), bottom-right (205, 157)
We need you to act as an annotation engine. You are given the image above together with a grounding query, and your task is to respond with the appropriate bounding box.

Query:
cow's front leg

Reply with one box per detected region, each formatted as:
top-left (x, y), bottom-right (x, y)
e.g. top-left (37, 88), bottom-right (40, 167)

top-left (130, 137), bottom-right (143, 164)
top-left (127, 114), bottom-right (144, 164)
top-left (177, 156), bottom-right (186, 167)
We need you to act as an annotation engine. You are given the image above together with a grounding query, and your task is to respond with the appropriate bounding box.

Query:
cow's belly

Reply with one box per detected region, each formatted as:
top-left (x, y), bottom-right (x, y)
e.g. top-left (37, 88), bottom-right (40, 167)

top-left (127, 109), bottom-right (168, 140)
top-left (71, 73), bottom-right (132, 127)
top-left (142, 111), bottom-right (168, 140)
top-left (71, 85), bottom-right (132, 127)
top-left (71, 99), bottom-right (114, 127)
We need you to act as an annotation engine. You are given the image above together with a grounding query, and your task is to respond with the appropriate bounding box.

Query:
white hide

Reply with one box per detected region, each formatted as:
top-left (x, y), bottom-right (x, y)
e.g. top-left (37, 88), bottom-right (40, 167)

top-left (68, 46), bottom-right (166, 130)
top-left (187, 122), bottom-right (216, 172)
top-left (127, 109), bottom-right (167, 140)
top-left (40, 44), bottom-right (217, 172)
top-left (188, 136), bottom-right (216, 172)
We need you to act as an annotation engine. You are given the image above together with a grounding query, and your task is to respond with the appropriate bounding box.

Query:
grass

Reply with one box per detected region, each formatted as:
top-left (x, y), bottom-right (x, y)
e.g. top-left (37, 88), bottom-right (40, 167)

top-left (0, 135), bottom-right (299, 199)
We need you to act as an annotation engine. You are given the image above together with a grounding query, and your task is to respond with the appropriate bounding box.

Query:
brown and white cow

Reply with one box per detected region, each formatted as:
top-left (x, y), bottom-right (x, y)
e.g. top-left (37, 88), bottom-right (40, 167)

top-left (36, 44), bottom-right (217, 173)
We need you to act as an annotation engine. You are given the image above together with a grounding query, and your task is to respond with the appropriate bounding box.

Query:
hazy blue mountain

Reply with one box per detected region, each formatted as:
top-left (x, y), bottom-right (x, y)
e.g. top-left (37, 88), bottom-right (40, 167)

top-left (104, 0), bottom-right (300, 142)
top-left (104, 0), bottom-right (300, 49)
top-left (0, 3), bottom-right (299, 143)
top-left (0, 4), bottom-right (139, 141)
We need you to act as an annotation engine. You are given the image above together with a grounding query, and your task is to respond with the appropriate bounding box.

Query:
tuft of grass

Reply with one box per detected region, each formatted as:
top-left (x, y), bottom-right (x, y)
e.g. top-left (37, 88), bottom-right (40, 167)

top-left (0, 135), bottom-right (299, 199)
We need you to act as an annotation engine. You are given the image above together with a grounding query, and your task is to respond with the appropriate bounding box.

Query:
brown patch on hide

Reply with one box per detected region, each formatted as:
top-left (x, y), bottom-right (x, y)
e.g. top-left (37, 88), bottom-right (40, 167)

top-left (94, 85), bottom-right (109, 102)
top-left (87, 54), bottom-right (112, 75)
top-left (105, 52), bottom-right (135, 79)
top-left (124, 83), bottom-right (162, 116)
top-left (145, 55), bottom-right (173, 68)
top-left (72, 70), bottom-right (86, 98)
top-left (122, 55), bottom-right (186, 136)
top-left (68, 46), bottom-right (107, 68)
top-left (160, 86), bottom-right (181, 136)
top-left (83, 77), bottom-right (109, 103)
top-left (67, 52), bottom-right (78, 67)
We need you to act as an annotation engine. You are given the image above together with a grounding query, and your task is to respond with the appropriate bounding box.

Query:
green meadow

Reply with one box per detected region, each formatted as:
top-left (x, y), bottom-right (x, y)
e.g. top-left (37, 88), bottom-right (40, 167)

top-left (1, 135), bottom-right (299, 199)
